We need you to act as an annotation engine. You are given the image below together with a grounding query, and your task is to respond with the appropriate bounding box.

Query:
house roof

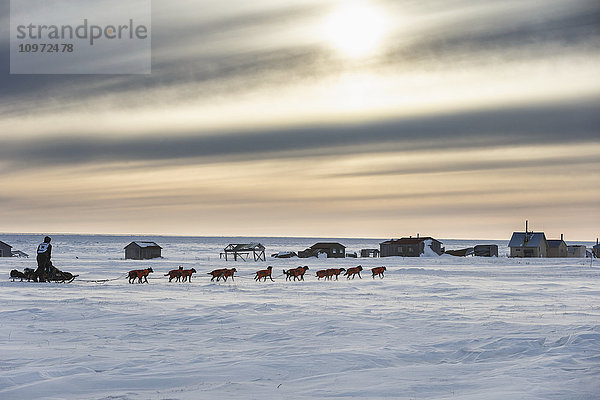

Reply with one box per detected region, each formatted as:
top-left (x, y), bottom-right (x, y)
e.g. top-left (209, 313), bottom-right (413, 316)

top-left (0, 241), bottom-right (12, 248)
top-left (380, 237), bottom-right (440, 245)
top-left (508, 232), bottom-right (546, 248)
top-left (547, 240), bottom-right (566, 248)
top-left (310, 242), bottom-right (346, 249)
top-left (125, 241), bottom-right (162, 249)
top-left (224, 243), bottom-right (265, 251)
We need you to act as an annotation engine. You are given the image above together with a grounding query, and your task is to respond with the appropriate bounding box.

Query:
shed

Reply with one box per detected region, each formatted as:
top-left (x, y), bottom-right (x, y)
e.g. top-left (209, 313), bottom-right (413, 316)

top-left (309, 242), bottom-right (346, 258)
top-left (474, 244), bottom-right (499, 257)
top-left (547, 239), bottom-right (568, 258)
top-left (593, 239), bottom-right (600, 258)
top-left (567, 245), bottom-right (587, 258)
top-left (0, 241), bottom-right (12, 257)
top-left (220, 243), bottom-right (266, 261)
top-left (361, 249), bottom-right (380, 258)
top-left (508, 232), bottom-right (547, 258)
top-left (380, 236), bottom-right (444, 257)
top-left (124, 241), bottom-right (162, 260)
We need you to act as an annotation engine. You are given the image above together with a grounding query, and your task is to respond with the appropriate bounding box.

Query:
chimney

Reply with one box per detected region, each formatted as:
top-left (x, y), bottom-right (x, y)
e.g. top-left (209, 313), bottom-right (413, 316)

top-left (417, 233), bottom-right (420, 238)
top-left (526, 220), bottom-right (529, 234)
top-left (561, 233), bottom-right (564, 241)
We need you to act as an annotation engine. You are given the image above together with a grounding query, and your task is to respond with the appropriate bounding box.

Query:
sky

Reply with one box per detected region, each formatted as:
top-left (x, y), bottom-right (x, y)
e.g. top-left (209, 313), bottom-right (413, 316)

top-left (0, 0), bottom-right (599, 240)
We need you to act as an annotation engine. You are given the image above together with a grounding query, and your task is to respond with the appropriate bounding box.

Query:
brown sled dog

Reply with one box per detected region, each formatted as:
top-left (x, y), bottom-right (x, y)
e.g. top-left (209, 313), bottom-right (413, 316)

top-left (165, 266), bottom-right (184, 282)
top-left (283, 266), bottom-right (309, 281)
top-left (181, 268), bottom-right (197, 282)
top-left (255, 266), bottom-right (274, 282)
top-left (128, 267), bottom-right (154, 284)
top-left (326, 268), bottom-right (345, 280)
top-left (344, 266), bottom-right (363, 279)
top-left (371, 266), bottom-right (386, 279)
top-left (207, 268), bottom-right (236, 282)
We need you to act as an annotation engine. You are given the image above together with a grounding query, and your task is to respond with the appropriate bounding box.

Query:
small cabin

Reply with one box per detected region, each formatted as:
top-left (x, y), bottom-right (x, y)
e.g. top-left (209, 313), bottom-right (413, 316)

top-left (567, 245), bottom-right (587, 258)
top-left (310, 242), bottom-right (346, 258)
top-left (474, 244), bottom-right (499, 257)
top-left (508, 232), bottom-right (547, 258)
top-left (361, 249), bottom-right (380, 258)
top-left (0, 241), bottom-right (12, 257)
top-left (124, 241), bottom-right (162, 260)
top-left (298, 242), bottom-right (346, 258)
top-left (380, 236), bottom-right (444, 257)
top-left (547, 239), bottom-right (568, 258)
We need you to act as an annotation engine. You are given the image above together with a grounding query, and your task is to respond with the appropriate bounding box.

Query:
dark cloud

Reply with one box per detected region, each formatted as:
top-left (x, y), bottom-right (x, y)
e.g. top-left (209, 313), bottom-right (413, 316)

top-left (1, 97), bottom-right (598, 170)
top-left (1, 0), bottom-right (598, 115)
top-left (399, 3), bottom-right (600, 58)
top-left (0, 1), bottom-right (324, 107)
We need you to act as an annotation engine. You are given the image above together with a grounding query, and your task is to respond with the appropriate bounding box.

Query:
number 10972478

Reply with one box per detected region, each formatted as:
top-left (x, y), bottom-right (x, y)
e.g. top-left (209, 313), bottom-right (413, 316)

top-left (18, 43), bottom-right (74, 52)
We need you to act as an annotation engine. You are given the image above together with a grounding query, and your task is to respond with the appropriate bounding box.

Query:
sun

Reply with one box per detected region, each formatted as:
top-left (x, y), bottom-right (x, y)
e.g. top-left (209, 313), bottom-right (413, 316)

top-left (320, 1), bottom-right (388, 59)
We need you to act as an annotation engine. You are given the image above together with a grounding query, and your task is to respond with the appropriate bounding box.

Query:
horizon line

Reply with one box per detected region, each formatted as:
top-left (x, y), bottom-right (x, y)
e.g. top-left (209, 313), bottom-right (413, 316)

top-left (1, 231), bottom-right (598, 244)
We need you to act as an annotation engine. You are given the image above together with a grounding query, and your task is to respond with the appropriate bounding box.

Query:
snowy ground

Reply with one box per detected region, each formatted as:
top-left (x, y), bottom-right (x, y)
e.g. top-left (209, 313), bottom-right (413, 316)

top-left (0, 235), bottom-right (599, 399)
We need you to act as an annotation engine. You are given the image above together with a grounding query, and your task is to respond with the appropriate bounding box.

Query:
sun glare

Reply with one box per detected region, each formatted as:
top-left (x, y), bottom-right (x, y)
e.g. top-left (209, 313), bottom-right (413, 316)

top-left (321, 1), bottom-right (388, 59)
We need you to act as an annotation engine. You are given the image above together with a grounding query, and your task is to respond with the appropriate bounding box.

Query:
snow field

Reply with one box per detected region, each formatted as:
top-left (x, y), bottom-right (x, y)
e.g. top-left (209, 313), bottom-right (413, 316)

top-left (0, 235), bottom-right (599, 399)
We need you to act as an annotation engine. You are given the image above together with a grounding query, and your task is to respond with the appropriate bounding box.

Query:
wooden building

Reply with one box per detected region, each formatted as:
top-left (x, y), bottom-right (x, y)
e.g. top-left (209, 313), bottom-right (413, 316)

top-left (124, 241), bottom-right (162, 260)
top-left (567, 245), bottom-right (587, 258)
top-left (298, 242), bottom-right (346, 258)
top-left (221, 243), bottom-right (266, 261)
top-left (547, 236), bottom-right (568, 258)
top-left (593, 239), bottom-right (600, 258)
top-left (0, 240), bottom-right (12, 257)
top-left (508, 232), bottom-right (547, 258)
top-left (474, 244), bottom-right (499, 257)
top-left (360, 249), bottom-right (380, 258)
top-left (311, 242), bottom-right (346, 258)
top-left (380, 236), bottom-right (444, 257)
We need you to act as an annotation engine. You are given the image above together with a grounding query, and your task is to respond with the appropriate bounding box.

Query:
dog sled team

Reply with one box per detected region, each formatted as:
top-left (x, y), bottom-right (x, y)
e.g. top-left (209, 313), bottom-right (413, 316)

top-left (9, 236), bottom-right (388, 284)
top-left (125, 265), bottom-right (386, 284)
top-left (10, 264), bottom-right (387, 284)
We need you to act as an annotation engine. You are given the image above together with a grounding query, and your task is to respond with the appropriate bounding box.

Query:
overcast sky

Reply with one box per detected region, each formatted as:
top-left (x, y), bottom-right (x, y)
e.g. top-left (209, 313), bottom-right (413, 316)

top-left (1, 0), bottom-right (598, 239)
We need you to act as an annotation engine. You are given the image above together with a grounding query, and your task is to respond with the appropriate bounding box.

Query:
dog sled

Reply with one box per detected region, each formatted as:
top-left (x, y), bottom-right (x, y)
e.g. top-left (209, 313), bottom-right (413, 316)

top-left (10, 264), bottom-right (78, 283)
top-left (45, 266), bottom-right (78, 283)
